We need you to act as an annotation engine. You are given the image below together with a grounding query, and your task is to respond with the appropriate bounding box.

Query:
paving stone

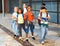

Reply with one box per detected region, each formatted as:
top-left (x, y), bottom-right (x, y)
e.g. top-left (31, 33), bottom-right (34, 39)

top-left (0, 14), bottom-right (60, 46)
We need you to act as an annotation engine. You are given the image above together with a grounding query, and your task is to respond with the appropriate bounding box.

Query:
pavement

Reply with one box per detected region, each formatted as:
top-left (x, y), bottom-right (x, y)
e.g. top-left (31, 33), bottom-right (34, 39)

top-left (0, 14), bottom-right (60, 46)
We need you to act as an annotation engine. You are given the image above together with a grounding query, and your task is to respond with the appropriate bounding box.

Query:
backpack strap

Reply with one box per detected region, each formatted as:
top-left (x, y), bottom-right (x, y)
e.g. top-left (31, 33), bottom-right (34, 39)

top-left (46, 12), bottom-right (48, 17)
top-left (40, 12), bottom-right (42, 19)
top-left (17, 14), bottom-right (24, 17)
top-left (22, 14), bottom-right (24, 17)
top-left (17, 14), bottom-right (18, 18)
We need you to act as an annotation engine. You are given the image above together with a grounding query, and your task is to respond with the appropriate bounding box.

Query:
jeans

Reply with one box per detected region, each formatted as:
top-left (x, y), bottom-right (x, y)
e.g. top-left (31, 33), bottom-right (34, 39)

top-left (40, 24), bottom-right (48, 43)
top-left (25, 22), bottom-right (34, 34)
top-left (12, 20), bottom-right (19, 36)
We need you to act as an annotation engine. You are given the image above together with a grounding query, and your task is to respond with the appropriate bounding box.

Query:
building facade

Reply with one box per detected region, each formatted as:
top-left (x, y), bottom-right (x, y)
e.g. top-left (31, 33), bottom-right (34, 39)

top-left (0, 0), bottom-right (22, 13)
top-left (0, 0), bottom-right (60, 23)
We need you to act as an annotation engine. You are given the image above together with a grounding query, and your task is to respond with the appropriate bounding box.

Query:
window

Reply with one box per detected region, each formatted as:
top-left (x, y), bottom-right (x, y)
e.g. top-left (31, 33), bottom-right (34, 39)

top-left (59, 2), bottom-right (60, 12)
top-left (49, 13), bottom-right (57, 23)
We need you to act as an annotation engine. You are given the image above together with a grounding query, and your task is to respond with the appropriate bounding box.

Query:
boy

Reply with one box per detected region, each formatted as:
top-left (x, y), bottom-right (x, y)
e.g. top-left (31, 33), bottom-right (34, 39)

top-left (38, 7), bottom-right (50, 45)
top-left (24, 5), bottom-right (35, 41)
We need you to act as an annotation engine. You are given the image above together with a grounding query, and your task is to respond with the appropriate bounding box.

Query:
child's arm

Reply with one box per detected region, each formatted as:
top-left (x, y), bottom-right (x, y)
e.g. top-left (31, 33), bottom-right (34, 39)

top-left (46, 14), bottom-right (50, 20)
top-left (38, 10), bottom-right (42, 20)
top-left (32, 12), bottom-right (35, 20)
top-left (12, 16), bottom-right (17, 20)
top-left (24, 13), bottom-right (27, 20)
top-left (32, 13), bottom-right (35, 23)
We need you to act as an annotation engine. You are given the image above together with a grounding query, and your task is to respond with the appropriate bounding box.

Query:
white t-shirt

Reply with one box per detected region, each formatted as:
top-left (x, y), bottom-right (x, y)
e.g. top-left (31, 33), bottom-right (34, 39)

top-left (38, 13), bottom-right (50, 24)
top-left (18, 14), bottom-right (24, 24)
top-left (12, 12), bottom-right (18, 20)
top-left (23, 8), bottom-right (27, 14)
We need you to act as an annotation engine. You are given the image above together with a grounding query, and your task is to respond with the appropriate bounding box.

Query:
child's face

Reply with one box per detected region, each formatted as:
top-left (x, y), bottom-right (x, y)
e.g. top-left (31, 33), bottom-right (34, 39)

top-left (14, 7), bottom-right (18, 12)
top-left (27, 6), bottom-right (31, 12)
top-left (18, 9), bottom-right (22, 14)
top-left (23, 4), bottom-right (26, 8)
top-left (41, 9), bottom-right (47, 13)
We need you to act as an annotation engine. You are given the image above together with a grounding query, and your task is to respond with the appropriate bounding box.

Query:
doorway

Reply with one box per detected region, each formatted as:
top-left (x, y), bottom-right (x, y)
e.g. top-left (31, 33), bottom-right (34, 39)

top-left (0, 0), bottom-right (2, 13)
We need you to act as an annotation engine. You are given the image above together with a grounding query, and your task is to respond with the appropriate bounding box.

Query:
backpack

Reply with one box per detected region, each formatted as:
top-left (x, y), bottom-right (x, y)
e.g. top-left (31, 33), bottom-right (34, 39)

top-left (17, 14), bottom-right (24, 18)
top-left (38, 12), bottom-right (48, 25)
top-left (17, 14), bottom-right (24, 24)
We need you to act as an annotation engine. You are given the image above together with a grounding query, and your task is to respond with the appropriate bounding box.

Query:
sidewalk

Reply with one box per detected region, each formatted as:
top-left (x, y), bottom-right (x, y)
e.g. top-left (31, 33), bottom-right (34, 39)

top-left (0, 29), bottom-right (22, 46)
top-left (0, 14), bottom-right (60, 46)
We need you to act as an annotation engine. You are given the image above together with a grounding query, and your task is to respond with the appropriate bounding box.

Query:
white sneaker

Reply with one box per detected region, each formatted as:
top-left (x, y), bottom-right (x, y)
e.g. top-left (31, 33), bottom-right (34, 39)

top-left (41, 41), bottom-right (45, 45)
top-left (44, 40), bottom-right (48, 43)
top-left (19, 37), bottom-right (22, 40)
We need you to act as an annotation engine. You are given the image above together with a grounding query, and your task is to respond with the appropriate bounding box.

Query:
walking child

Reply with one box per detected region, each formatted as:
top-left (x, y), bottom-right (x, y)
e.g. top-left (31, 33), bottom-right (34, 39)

top-left (12, 6), bottom-right (19, 37)
top-left (17, 8), bottom-right (26, 40)
top-left (38, 7), bottom-right (50, 45)
top-left (23, 3), bottom-right (27, 14)
top-left (24, 5), bottom-right (35, 41)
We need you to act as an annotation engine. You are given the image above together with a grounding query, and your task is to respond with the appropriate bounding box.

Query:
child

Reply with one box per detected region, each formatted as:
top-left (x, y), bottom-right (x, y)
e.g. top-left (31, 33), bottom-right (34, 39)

top-left (12, 6), bottom-right (19, 37)
top-left (23, 3), bottom-right (27, 14)
top-left (17, 8), bottom-right (26, 40)
top-left (24, 5), bottom-right (35, 41)
top-left (38, 7), bottom-right (50, 45)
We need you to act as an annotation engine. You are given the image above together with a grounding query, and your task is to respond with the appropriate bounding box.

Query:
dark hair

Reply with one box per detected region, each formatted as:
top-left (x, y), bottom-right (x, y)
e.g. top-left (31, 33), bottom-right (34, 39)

top-left (42, 3), bottom-right (46, 6)
top-left (17, 8), bottom-right (23, 14)
top-left (41, 7), bottom-right (47, 10)
top-left (27, 5), bottom-right (32, 8)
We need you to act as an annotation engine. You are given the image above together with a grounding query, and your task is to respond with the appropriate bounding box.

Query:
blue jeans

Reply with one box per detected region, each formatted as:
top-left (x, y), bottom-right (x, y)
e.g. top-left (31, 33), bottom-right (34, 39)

top-left (12, 20), bottom-right (19, 36)
top-left (40, 24), bottom-right (48, 43)
top-left (25, 22), bottom-right (34, 34)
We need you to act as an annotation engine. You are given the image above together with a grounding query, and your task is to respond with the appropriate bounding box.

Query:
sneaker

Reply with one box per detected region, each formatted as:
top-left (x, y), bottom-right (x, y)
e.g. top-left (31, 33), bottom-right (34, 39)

top-left (41, 41), bottom-right (45, 45)
top-left (14, 34), bottom-right (16, 36)
top-left (19, 37), bottom-right (22, 40)
top-left (25, 39), bottom-right (29, 42)
top-left (32, 37), bottom-right (35, 40)
top-left (44, 40), bottom-right (48, 43)
top-left (14, 35), bottom-right (17, 38)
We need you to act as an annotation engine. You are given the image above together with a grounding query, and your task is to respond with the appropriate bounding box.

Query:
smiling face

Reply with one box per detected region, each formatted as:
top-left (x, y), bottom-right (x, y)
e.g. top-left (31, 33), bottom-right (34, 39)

top-left (18, 8), bottom-right (23, 14)
top-left (27, 6), bottom-right (32, 12)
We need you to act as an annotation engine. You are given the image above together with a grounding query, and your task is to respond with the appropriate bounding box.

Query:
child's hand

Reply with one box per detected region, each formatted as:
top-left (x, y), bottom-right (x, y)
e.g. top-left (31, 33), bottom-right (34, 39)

top-left (46, 16), bottom-right (50, 19)
top-left (32, 19), bottom-right (35, 22)
top-left (28, 21), bottom-right (30, 24)
top-left (42, 19), bottom-right (45, 22)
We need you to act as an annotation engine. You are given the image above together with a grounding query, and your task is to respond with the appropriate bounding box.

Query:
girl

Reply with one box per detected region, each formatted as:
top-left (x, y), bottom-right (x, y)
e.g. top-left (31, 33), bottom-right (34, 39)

top-left (12, 6), bottom-right (19, 37)
top-left (24, 5), bottom-right (35, 41)
top-left (23, 3), bottom-right (27, 14)
top-left (17, 8), bottom-right (26, 40)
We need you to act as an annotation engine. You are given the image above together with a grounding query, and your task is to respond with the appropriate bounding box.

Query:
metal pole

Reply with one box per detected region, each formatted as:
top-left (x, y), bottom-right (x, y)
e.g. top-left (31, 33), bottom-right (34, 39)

top-left (2, 0), bottom-right (5, 17)
top-left (57, 0), bottom-right (59, 24)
